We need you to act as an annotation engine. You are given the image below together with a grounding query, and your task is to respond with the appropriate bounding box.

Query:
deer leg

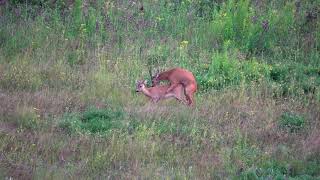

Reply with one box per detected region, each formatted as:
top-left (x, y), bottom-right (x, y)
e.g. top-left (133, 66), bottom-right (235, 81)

top-left (184, 85), bottom-right (195, 106)
top-left (185, 93), bottom-right (193, 106)
top-left (166, 83), bottom-right (180, 93)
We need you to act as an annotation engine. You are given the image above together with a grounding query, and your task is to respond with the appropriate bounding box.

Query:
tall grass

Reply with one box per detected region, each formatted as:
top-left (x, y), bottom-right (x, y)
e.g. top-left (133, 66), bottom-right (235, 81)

top-left (0, 0), bottom-right (319, 179)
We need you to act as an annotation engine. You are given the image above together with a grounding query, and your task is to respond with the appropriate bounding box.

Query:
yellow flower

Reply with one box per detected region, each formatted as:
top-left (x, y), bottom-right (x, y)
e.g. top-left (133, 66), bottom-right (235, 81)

top-left (156, 16), bottom-right (163, 21)
top-left (181, 40), bottom-right (188, 44)
top-left (180, 40), bottom-right (189, 48)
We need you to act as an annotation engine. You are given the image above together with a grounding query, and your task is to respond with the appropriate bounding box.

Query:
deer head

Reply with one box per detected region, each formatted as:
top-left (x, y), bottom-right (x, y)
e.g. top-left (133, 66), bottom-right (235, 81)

top-left (135, 80), bottom-right (147, 92)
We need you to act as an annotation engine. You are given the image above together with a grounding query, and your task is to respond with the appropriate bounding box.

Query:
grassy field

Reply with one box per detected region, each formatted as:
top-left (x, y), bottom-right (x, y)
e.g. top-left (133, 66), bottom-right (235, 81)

top-left (0, 0), bottom-right (319, 179)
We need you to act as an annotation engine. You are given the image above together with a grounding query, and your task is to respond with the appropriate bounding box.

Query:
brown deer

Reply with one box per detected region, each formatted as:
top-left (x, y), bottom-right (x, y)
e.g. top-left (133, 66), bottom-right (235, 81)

top-left (135, 80), bottom-right (187, 104)
top-left (150, 68), bottom-right (197, 106)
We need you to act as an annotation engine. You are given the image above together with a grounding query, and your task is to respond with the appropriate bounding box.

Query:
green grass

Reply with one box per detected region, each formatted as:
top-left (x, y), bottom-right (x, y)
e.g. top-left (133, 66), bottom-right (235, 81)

top-left (0, 0), bottom-right (319, 179)
top-left (278, 112), bottom-right (306, 133)
top-left (59, 107), bottom-right (125, 135)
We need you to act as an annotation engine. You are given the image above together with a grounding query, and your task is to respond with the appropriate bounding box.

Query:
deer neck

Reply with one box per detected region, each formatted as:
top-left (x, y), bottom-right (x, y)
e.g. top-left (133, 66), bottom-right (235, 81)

top-left (141, 87), bottom-right (154, 99)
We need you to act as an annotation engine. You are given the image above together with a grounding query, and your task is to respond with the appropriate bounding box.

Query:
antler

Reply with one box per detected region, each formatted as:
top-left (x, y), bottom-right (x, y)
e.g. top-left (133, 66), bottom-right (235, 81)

top-left (149, 68), bottom-right (153, 80)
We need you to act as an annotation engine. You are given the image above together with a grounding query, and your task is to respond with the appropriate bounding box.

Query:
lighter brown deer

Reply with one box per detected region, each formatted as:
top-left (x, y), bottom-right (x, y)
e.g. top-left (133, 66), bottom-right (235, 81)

top-left (135, 80), bottom-right (187, 104)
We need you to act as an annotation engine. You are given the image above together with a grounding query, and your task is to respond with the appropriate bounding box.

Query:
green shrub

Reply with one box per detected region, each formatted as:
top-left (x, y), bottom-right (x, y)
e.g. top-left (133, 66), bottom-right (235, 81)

top-left (59, 107), bottom-right (125, 135)
top-left (269, 64), bottom-right (320, 97)
top-left (197, 51), bottom-right (270, 91)
top-left (241, 60), bottom-right (271, 82)
top-left (205, 0), bottom-right (304, 57)
top-left (270, 64), bottom-right (289, 83)
top-left (239, 159), bottom-right (320, 179)
top-left (209, 0), bottom-right (269, 54)
top-left (198, 51), bottom-right (239, 90)
top-left (239, 162), bottom-right (286, 179)
top-left (278, 112), bottom-right (305, 133)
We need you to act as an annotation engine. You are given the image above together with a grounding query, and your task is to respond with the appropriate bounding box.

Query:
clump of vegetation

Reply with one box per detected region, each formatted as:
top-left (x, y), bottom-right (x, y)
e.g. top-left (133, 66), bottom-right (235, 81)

top-left (239, 159), bottom-right (320, 179)
top-left (197, 50), bottom-right (271, 91)
top-left (269, 64), bottom-right (320, 97)
top-left (60, 107), bottom-right (125, 135)
top-left (278, 112), bottom-right (306, 133)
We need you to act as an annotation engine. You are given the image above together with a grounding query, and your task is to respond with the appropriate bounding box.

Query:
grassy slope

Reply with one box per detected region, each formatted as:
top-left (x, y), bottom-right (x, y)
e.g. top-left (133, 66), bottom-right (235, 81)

top-left (0, 0), bottom-right (319, 179)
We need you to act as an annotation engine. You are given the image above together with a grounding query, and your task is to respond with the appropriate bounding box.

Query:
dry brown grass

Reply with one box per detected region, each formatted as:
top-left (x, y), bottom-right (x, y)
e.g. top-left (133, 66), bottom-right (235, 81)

top-left (0, 85), bottom-right (319, 178)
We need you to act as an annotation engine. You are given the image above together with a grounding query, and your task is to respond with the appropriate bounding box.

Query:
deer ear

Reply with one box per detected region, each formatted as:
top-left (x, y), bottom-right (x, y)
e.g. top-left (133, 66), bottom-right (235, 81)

top-left (154, 70), bottom-right (159, 78)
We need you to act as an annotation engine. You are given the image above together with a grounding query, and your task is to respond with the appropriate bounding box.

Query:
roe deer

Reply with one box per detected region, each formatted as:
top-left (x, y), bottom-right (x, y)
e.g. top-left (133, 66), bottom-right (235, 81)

top-left (150, 68), bottom-right (197, 106)
top-left (135, 80), bottom-right (187, 104)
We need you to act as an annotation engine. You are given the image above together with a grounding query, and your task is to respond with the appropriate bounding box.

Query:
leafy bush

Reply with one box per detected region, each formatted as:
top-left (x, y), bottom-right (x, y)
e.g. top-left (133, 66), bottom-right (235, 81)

top-left (198, 51), bottom-right (239, 90)
top-left (278, 112), bottom-right (305, 133)
top-left (239, 158), bottom-right (320, 179)
top-left (59, 107), bottom-right (125, 135)
top-left (270, 64), bottom-right (290, 83)
top-left (206, 0), bottom-right (304, 56)
top-left (270, 64), bottom-right (320, 97)
top-left (209, 0), bottom-right (269, 54)
top-left (197, 51), bottom-right (270, 91)
top-left (241, 60), bottom-right (270, 82)
top-left (198, 52), bottom-right (319, 96)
